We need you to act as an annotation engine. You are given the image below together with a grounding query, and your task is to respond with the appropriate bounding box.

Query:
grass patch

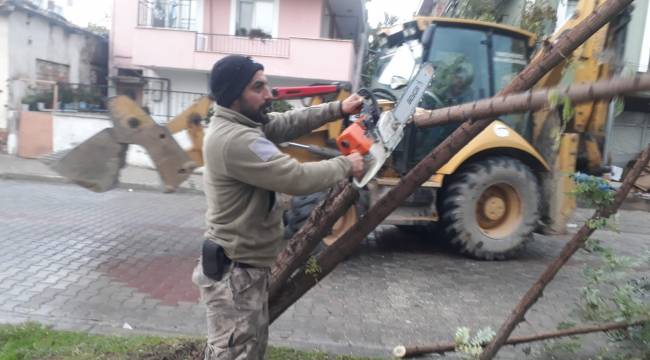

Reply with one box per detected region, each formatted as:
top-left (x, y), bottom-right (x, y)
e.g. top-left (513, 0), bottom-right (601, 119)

top-left (0, 323), bottom-right (380, 360)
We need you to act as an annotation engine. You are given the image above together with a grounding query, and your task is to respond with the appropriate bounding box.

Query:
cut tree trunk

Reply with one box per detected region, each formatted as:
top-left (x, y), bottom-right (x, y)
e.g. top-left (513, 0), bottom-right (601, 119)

top-left (479, 143), bottom-right (650, 360)
top-left (414, 73), bottom-right (650, 128)
top-left (268, 0), bottom-right (634, 323)
top-left (268, 183), bottom-right (357, 300)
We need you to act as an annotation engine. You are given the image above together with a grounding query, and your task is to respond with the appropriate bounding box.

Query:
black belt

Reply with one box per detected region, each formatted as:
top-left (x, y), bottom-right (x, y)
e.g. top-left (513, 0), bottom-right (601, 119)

top-left (232, 261), bottom-right (255, 269)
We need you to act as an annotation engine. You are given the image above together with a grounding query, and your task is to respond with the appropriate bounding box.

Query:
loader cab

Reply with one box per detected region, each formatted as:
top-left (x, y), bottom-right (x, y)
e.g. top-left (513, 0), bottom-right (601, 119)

top-left (372, 18), bottom-right (535, 173)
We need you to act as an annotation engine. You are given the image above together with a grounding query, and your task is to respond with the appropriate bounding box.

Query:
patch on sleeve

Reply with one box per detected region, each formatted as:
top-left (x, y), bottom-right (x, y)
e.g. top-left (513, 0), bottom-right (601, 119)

top-left (248, 137), bottom-right (280, 162)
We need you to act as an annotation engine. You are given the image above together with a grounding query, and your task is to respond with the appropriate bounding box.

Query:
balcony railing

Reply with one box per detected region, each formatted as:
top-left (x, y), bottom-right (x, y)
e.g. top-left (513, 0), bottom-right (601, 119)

top-left (138, 0), bottom-right (198, 31)
top-left (196, 33), bottom-right (291, 58)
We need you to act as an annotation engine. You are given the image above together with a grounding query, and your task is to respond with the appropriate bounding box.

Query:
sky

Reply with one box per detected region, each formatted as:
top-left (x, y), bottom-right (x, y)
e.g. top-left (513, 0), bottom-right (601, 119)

top-left (58, 0), bottom-right (112, 28)
top-left (58, 0), bottom-right (420, 30)
top-left (366, 0), bottom-right (421, 27)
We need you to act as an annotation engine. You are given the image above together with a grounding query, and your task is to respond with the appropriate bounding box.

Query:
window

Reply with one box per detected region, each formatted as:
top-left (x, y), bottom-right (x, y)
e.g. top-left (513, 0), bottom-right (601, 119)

top-left (235, 0), bottom-right (275, 37)
top-left (138, 0), bottom-right (198, 30)
top-left (36, 59), bottom-right (70, 82)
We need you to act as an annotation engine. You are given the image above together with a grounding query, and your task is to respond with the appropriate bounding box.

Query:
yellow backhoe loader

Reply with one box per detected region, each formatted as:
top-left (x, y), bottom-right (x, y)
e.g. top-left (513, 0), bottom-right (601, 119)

top-left (50, 0), bottom-right (620, 260)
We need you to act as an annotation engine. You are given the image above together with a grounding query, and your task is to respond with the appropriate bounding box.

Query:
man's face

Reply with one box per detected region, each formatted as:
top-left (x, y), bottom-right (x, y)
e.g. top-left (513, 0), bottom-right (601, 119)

top-left (235, 70), bottom-right (273, 124)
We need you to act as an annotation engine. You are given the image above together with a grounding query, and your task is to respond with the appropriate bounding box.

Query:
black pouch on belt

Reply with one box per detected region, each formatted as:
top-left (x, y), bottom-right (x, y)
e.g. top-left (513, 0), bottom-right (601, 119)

top-left (202, 239), bottom-right (232, 281)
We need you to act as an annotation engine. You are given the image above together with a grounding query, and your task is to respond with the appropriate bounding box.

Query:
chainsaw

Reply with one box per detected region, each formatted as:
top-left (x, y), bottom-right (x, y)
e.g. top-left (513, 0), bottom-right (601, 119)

top-left (336, 62), bottom-right (435, 188)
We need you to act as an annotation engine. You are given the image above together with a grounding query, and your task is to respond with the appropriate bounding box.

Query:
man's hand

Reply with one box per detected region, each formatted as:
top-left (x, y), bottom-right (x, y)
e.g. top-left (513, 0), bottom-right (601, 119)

top-left (341, 93), bottom-right (364, 116)
top-left (345, 152), bottom-right (365, 179)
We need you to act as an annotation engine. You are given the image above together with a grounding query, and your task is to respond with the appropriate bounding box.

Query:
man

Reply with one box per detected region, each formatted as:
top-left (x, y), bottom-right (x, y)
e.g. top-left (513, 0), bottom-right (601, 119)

top-left (192, 54), bottom-right (365, 359)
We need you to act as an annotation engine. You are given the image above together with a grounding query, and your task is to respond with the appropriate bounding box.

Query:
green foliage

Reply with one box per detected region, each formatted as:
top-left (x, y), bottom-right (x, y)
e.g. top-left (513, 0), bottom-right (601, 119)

top-left (85, 23), bottom-right (109, 37)
top-left (448, 0), bottom-right (556, 40)
top-left (21, 83), bottom-right (106, 111)
top-left (271, 99), bottom-right (294, 113)
top-left (454, 326), bottom-right (496, 359)
top-left (452, 0), bottom-right (499, 22)
top-left (305, 256), bottom-right (322, 280)
top-left (570, 172), bottom-right (615, 209)
top-left (519, 1), bottom-right (557, 40)
top-left (575, 246), bottom-right (650, 358)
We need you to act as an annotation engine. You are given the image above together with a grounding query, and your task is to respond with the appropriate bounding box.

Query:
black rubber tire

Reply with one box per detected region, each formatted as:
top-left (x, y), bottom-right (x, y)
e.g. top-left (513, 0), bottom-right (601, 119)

top-left (284, 192), bottom-right (326, 240)
top-left (439, 157), bottom-right (540, 260)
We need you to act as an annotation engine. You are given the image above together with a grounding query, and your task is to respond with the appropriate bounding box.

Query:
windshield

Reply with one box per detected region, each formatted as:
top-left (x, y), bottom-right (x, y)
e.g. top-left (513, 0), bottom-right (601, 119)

top-left (372, 40), bottom-right (422, 97)
top-left (492, 33), bottom-right (530, 135)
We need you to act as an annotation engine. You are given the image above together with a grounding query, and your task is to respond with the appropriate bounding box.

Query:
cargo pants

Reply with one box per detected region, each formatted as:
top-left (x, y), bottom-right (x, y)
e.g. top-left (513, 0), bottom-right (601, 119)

top-left (192, 261), bottom-right (270, 360)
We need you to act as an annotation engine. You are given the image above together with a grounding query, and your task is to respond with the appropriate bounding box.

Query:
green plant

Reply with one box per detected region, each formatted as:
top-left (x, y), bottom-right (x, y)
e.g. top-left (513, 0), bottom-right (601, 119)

top-left (305, 256), bottom-right (321, 281)
top-left (271, 99), bottom-right (294, 113)
top-left (454, 326), bottom-right (496, 359)
top-left (519, 0), bottom-right (557, 40)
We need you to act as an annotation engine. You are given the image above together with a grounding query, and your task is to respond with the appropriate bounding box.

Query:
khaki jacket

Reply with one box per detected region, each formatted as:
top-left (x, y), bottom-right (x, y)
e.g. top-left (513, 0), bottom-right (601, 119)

top-left (203, 102), bottom-right (351, 267)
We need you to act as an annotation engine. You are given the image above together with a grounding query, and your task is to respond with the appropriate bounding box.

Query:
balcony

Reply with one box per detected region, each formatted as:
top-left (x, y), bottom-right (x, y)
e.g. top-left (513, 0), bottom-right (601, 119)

top-left (196, 33), bottom-right (290, 58)
top-left (129, 27), bottom-right (355, 82)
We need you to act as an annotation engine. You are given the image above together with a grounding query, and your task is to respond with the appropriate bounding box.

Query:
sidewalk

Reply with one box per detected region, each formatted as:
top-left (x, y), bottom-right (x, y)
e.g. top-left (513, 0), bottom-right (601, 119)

top-left (3, 152), bottom-right (649, 211)
top-left (0, 153), bottom-right (205, 194)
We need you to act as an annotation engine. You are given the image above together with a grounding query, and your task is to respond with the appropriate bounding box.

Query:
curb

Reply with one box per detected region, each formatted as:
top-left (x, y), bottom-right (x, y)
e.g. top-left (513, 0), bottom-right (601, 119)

top-left (0, 172), bottom-right (204, 195)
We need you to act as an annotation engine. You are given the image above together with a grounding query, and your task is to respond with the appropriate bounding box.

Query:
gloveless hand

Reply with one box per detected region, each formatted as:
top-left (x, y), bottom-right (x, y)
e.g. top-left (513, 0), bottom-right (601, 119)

top-left (341, 93), bottom-right (364, 115)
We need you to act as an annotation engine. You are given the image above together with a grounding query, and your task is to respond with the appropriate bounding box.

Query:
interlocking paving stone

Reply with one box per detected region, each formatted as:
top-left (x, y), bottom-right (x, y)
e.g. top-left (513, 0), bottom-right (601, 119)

top-left (1, 179), bottom-right (648, 359)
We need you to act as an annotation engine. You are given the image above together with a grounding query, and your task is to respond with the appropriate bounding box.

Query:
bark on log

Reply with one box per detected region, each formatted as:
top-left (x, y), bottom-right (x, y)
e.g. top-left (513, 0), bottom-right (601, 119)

top-left (268, 0), bottom-right (633, 323)
top-left (479, 143), bottom-right (650, 360)
top-left (393, 320), bottom-right (648, 358)
top-left (414, 73), bottom-right (650, 127)
top-left (268, 183), bottom-right (358, 300)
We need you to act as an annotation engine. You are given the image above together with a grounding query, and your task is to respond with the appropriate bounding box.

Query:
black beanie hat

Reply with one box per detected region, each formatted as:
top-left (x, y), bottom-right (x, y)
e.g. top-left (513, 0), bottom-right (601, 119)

top-left (210, 55), bottom-right (264, 108)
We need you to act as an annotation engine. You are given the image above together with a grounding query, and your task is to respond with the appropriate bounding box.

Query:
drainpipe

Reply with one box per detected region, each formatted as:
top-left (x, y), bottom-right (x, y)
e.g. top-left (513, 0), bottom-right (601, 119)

top-left (351, 0), bottom-right (368, 91)
top-left (602, 99), bottom-right (618, 167)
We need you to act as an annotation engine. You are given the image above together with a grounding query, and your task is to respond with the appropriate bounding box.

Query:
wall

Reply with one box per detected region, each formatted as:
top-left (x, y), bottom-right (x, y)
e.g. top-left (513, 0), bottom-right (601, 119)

top-left (147, 68), bottom-right (210, 93)
top-left (3, 7), bottom-right (107, 154)
top-left (131, 28), bottom-right (354, 81)
top-left (609, 111), bottom-right (650, 167)
top-left (110, 0), bottom-right (138, 71)
top-left (278, 0), bottom-right (322, 38)
top-left (0, 15), bottom-right (9, 133)
top-left (17, 111), bottom-right (52, 157)
top-left (622, 0), bottom-right (649, 73)
top-left (203, 0), bottom-right (230, 34)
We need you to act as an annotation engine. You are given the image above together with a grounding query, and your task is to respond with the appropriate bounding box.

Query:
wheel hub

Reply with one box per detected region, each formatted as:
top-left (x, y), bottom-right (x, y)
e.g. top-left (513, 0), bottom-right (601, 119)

top-left (476, 183), bottom-right (522, 238)
top-left (483, 196), bottom-right (506, 221)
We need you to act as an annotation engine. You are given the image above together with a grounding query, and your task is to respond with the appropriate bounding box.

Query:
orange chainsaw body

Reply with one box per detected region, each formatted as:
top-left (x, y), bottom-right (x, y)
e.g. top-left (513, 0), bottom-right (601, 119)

top-left (336, 119), bottom-right (374, 155)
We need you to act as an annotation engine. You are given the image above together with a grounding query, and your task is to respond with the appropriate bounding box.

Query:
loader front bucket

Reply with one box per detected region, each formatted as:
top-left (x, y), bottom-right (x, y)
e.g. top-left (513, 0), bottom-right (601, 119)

top-left (45, 95), bottom-right (198, 193)
top-left (46, 128), bottom-right (127, 192)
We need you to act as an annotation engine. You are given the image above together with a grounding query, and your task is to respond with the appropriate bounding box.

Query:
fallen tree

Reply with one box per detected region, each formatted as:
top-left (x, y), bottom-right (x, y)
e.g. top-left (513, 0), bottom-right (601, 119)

top-left (414, 73), bottom-right (650, 127)
top-left (393, 320), bottom-right (648, 358)
top-left (477, 143), bottom-right (650, 359)
top-left (269, 0), bottom-right (632, 321)
top-left (268, 0), bottom-right (635, 322)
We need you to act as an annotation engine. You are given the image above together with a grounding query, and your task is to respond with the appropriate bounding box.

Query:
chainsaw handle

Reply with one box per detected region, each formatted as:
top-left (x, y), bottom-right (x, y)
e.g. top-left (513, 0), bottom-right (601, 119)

top-left (356, 88), bottom-right (381, 128)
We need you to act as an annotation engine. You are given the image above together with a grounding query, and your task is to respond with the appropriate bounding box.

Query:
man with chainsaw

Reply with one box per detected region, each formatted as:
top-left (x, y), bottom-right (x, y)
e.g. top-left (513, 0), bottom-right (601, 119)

top-left (192, 54), bottom-right (365, 359)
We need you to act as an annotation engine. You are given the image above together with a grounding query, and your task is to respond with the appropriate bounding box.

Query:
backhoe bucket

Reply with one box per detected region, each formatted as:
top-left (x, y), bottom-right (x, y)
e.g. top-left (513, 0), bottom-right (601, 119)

top-left (45, 95), bottom-right (198, 193)
top-left (46, 128), bottom-right (127, 192)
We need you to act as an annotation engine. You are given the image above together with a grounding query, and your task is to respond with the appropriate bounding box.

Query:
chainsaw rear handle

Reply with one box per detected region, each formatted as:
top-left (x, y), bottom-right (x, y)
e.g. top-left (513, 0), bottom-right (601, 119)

top-left (336, 88), bottom-right (381, 156)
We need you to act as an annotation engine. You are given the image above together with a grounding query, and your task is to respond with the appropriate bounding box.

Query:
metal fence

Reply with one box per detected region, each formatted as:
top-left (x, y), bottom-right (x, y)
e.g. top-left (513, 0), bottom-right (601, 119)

top-left (137, 0), bottom-right (198, 30)
top-left (196, 33), bottom-right (291, 58)
top-left (19, 81), bottom-right (207, 124)
top-left (142, 87), bottom-right (205, 123)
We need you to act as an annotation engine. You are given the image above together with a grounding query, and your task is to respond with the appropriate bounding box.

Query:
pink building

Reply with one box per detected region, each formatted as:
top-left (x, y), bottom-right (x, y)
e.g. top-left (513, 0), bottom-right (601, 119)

top-left (110, 0), bottom-right (366, 121)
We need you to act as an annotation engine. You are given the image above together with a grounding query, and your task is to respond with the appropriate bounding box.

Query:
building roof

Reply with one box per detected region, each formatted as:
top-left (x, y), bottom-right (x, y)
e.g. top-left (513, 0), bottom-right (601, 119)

top-left (0, 0), bottom-right (106, 40)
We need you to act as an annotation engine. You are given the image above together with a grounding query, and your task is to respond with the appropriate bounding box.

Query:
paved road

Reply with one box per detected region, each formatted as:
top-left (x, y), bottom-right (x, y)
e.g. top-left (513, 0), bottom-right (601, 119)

top-left (1, 179), bottom-right (648, 359)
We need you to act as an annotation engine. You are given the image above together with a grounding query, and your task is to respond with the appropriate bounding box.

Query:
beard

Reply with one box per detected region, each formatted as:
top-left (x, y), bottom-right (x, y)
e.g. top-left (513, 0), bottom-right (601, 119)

top-left (240, 100), bottom-right (272, 124)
